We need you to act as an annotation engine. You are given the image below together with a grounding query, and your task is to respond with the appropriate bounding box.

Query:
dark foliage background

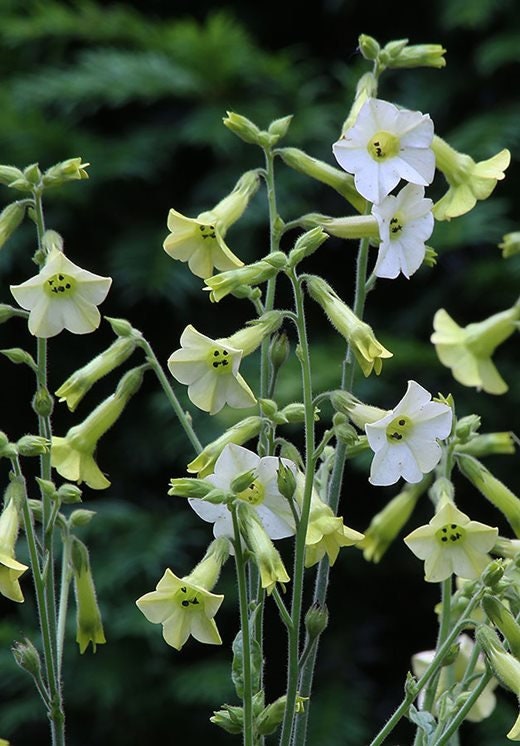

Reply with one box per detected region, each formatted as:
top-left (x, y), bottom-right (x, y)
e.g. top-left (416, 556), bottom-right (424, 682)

top-left (0, 1), bottom-right (518, 744)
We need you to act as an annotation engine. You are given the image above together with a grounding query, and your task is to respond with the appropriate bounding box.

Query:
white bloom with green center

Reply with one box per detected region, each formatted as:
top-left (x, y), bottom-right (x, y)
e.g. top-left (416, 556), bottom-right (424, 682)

top-left (168, 325), bottom-right (256, 415)
top-left (189, 443), bottom-right (297, 544)
top-left (10, 249), bottom-right (111, 338)
top-left (404, 501), bottom-right (498, 582)
top-left (333, 98), bottom-right (435, 205)
top-left (365, 380), bottom-right (452, 486)
top-left (136, 569), bottom-right (224, 650)
top-left (372, 183), bottom-right (434, 278)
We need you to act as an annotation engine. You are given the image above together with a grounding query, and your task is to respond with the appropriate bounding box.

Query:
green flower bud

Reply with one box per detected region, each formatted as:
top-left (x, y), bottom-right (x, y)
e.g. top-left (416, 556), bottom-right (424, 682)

top-left (305, 601), bottom-right (329, 640)
top-left (42, 157), bottom-right (89, 187)
top-left (0, 202), bottom-right (26, 249)
top-left (104, 316), bottom-right (139, 338)
top-left (0, 305), bottom-right (20, 324)
top-left (476, 625), bottom-right (520, 695)
top-left (1, 347), bottom-right (37, 370)
top-left (23, 163), bottom-right (43, 186)
top-left (12, 638), bottom-right (42, 677)
top-left (223, 111), bottom-right (268, 147)
top-left (268, 114), bottom-right (293, 142)
top-left (456, 432), bottom-right (515, 458)
top-left (358, 34), bottom-right (380, 60)
top-left (168, 478), bottom-right (216, 499)
top-left (269, 331), bottom-right (290, 373)
top-left (330, 390), bottom-right (388, 429)
top-left (258, 398), bottom-right (278, 418)
top-left (482, 594), bottom-right (520, 659)
top-left (277, 459), bottom-right (296, 501)
top-left (210, 705), bottom-right (244, 734)
top-left (276, 403), bottom-right (307, 424)
top-left (32, 387), bottom-right (54, 418)
top-left (224, 310), bottom-right (283, 356)
top-left (332, 413), bottom-right (359, 446)
top-left (455, 414), bottom-right (482, 442)
top-left (380, 40), bottom-right (446, 69)
top-left (499, 231), bottom-right (520, 259)
top-left (231, 469), bottom-right (257, 495)
top-left (481, 559), bottom-right (506, 588)
top-left (57, 483), bottom-right (83, 504)
top-left (16, 435), bottom-right (50, 457)
top-left (300, 213), bottom-right (378, 241)
top-left (69, 509), bottom-right (96, 528)
top-left (287, 227), bottom-right (328, 268)
top-left (0, 165), bottom-right (24, 186)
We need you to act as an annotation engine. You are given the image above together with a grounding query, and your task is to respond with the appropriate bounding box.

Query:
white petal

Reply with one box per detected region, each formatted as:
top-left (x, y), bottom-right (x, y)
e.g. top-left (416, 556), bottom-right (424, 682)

top-left (188, 372), bottom-right (222, 413)
top-left (10, 275), bottom-right (44, 310)
top-left (168, 358), bottom-right (208, 385)
top-left (28, 297), bottom-right (63, 337)
top-left (213, 443), bottom-right (259, 486)
top-left (368, 444), bottom-right (403, 486)
top-left (61, 296), bottom-right (101, 334)
top-left (256, 506), bottom-right (295, 539)
top-left (395, 149), bottom-right (436, 186)
top-left (188, 497), bottom-right (227, 524)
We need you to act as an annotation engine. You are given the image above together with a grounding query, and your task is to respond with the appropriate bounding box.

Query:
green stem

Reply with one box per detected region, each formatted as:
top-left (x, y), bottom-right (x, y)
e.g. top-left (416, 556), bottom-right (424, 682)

top-left (434, 669), bottom-right (493, 745)
top-left (278, 270), bottom-right (317, 746)
top-left (139, 336), bottom-right (202, 454)
top-left (231, 508), bottom-right (255, 746)
top-left (57, 531), bottom-right (73, 671)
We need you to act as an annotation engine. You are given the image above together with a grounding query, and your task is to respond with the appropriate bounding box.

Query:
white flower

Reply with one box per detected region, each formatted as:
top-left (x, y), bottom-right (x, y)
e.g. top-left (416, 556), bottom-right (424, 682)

top-left (189, 443), bottom-right (297, 545)
top-left (168, 325), bottom-right (256, 415)
top-left (404, 501), bottom-right (498, 582)
top-left (332, 98), bottom-right (435, 205)
top-left (365, 380), bottom-right (453, 486)
top-left (372, 183), bottom-right (434, 278)
top-left (10, 249), bottom-right (111, 338)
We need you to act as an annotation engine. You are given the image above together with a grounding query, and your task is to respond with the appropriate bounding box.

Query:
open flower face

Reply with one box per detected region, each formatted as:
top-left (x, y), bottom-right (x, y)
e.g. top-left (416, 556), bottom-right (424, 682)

top-left (163, 208), bottom-right (243, 280)
top-left (332, 98), bottom-right (435, 205)
top-left (404, 501), bottom-right (498, 582)
top-left (431, 307), bottom-right (519, 395)
top-left (372, 183), bottom-right (434, 278)
top-left (168, 325), bottom-right (256, 415)
top-left (136, 568), bottom-right (224, 650)
top-left (365, 380), bottom-right (452, 486)
top-left (189, 443), bottom-right (297, 545)
top-left (10, 249), bottom-right (111, 338)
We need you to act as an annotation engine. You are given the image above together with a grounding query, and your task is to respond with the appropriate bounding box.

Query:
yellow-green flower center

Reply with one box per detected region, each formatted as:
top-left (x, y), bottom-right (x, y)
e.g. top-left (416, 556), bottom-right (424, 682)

top-left (435, 523), bottom-right (465, 546)
top-left (199, 224), bottom-right (217, 241)
top-left (368, 131), bottom-right (400, 162)
top-left (389, 211), bottom-right (405, 239)
top-left (174, 584), bottom-right (202, 611)
top-left (44, 272), bottom-right (76, 298)
top-left (237, 479), bottom-right (265, 506)
top-left (385, 414), bottom-right (413, 442)
top-left (207, 346), bottom-right (233, 375)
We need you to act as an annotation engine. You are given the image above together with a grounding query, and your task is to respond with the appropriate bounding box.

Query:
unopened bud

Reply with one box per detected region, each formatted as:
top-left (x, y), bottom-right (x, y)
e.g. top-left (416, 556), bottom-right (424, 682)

top-left (481, 559), bottom-right (506, 588)
top-left (482, 593), bottom-right (520, 659)
top-left (223, 111), bottom-right (269, 147)
top-left (0, 165), bottom-right (24, 186)
top-left (1, 347), bottom-right (37, 369)
top-left (455, 414), bottom-right (482, 442)
top-left (69, 509), bottom-right (96, 528)
top-left (358, 34), bottom-right (380, 60)
top-left (287, 226), bottom-right (328, 267)
top-left (269, 331), bottom-right (290, 372)
top-left (231, 469), bottom-right (257, 495)
top-left (168, 478), bottom-right (216, 499)
top-left (277, 460), bottom-right (297, 501)
top-left (305, 601), bottom-right (329, 640)
top-left (105, 316), bottom-right (139, 338)
top-left (268, 115), bottom-right (293, 142)
top-left (16, 435), bottom-right (50, 457)
top-left (32, 387), bottom-right (54, 417)
top-left (210, 704), bottom-right (244, 734)
top-left (12, 638), bottom-right (41, 677)
top-left (57, 483), bottom-right (83, 504)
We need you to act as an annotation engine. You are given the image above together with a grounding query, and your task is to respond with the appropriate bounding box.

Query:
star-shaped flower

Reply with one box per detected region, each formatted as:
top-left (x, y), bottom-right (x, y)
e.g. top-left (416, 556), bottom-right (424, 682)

top-left (404, 501), bottom-right (498, 582)
top-left (332, 98), bottom-right (435, 204)
top-left (168, 326), bottom-right (256, 415)
top-left (188, 443), bottom-right (297, 544)
top-left (136, 568), bottom-right (224, 650)
top-left (10, 249), bottom-right (111, 338)
top-left (371, 183), bottom-right (434, 278)
top-left (304, 495), bottom-right (364, 567)
top-left (431, 305), bottom-right (519, 395)
top-left (365, 380), bottom-right (453, 486)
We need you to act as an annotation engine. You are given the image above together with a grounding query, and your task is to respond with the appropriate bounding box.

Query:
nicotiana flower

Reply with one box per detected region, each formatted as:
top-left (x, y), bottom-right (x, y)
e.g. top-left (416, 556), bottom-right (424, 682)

top-left (371, 183), bottom-right (434, 278)
top-left (431, 304), bottom-right (520, 395)
top-left (332, 98), bottom-right (435, 205)
top-left (163, 170), bottom-right (259, 279)
top-left (71, 538), bottom-right (106, 654)
top-left (10, 248), bottom-right (112, 338)
top-left (187, 416), bottom-right (262, 478)
top-left (476, 625), bottom-right (520, 741)
top-left (365, 380), bottom-right (453, 486)
top-left (188, 443), bottom-right (297, 545)
top-left (404, 501), bottom-right (498, 582)
top-left (136, 538), bottom-right (229, 650)
top-left (168, 325), bottom-right (256, 415)
top-left (0, 497), bottom-right (29, 603)
top-left (237, 505), bottom-right (290, 594)
top-left (431, 136), bottom-right (510, 221)
top-left (411, 633), bottom-right (497, 723)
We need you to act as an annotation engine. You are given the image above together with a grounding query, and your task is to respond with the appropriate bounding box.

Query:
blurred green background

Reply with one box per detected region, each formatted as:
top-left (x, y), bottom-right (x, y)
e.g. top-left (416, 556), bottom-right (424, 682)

top-left (0, 0), bottom-right (519, 743)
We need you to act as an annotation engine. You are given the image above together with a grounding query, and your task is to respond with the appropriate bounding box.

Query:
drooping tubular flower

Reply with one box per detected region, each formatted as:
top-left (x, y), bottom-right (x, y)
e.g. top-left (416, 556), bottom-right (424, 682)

top-left (371, 183), bottom-right (434, 279)
top-left (163, 170), bottom-right (260, 279)
top-left (404, 500), bottom-right (498, 582)
top-left (136, 538), bottom-right (229, 650)
top-left (332, 98), bottom-right (435, 205)
top-left (0, 495), bottom-right (28, 603)
top-left (431, 304), bottom-right (520, 395)
top-left (188, 443), bottom-right (297, 545)
top-left (431, 136), bottom-right (510, 220)
top-left (10, 248), bottom-right (111, 338)
top-left (365, 380), bottom-right (453, 486)
top-left (306, 275), bottom-right (392, 376)
top-left (71, 538), bottom-right (106, 654)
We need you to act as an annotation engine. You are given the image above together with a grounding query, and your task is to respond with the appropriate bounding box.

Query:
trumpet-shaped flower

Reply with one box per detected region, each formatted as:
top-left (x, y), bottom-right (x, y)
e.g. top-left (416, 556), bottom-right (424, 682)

top-left (0, 498), bottom-right (28, 603)
top-left (304, 494), bottom-right (364, 567)
top-left (237, 504), bottom-right (290, 594)
top-left (187, 416), bottom-right (262, 478)
top-left (71, 538), bottom-right (106, 653)
top-left (431, 305), bottom-right (520, 395)
top-left (365, 380), bottom-right (453, 486)
top-left (404, 501), bottom-right (498, 582)
top-left (163, 170), bottom-right (259, 279)
top-left (371, 183), bottom-right (434, 278)
top-left (332, 98), bottom-right (435, 204)
top-left (431, 137), bottom-right (510, 220)
top-left (168, 326), bottom-right (256, 415)
top-left (411, 633), bottom-right (497, 722)
top-left (10, 249), bottom-right (111, 338)
top-left (306, 275), bottom-right (392, 376)
top-left (136, 538), bottom-right (229, 650)
top-left (188, 443), bottom-right (297, 545)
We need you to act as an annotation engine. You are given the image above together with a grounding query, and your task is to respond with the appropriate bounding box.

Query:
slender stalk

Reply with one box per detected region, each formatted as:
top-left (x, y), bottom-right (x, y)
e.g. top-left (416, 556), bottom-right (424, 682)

top-left (139, 336), bottom-right (202, 454)
top-left (56, 532), bottom-right (73, 671)
top-left (434, 670), bottom-right (493, 746)
top-left (232, 508), bottom-right (255, 746)
top-left (278, 270), bottom-right (317, 746)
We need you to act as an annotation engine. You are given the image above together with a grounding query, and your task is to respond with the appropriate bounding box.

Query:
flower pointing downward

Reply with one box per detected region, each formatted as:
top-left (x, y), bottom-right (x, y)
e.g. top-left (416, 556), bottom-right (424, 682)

top-left (365, 380), bottom-right (452, 486)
